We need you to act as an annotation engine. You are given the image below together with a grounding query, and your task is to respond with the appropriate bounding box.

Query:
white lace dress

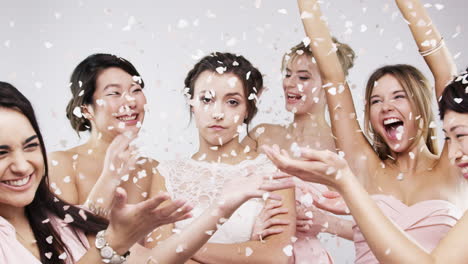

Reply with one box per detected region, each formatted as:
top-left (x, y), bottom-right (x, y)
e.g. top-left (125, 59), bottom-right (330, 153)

top-left (158, 155), bottom-right (277, 244)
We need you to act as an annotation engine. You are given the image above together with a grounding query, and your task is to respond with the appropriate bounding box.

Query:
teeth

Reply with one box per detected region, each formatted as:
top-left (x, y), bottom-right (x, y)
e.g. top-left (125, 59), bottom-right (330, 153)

top-left (4, 176), bottom-right (30, 187)
top-left (383, 118), bottom-right (402, 125)
top-left (118, 115), bottom-right (137, 121)
top-left (287, 93), bottom-right (302, 99)
top-left (462, 167), bottom-right (468, 174)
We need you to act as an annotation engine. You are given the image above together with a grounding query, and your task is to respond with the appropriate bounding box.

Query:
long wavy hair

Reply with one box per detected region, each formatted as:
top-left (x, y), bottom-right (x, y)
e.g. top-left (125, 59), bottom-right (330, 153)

top-left (0, 81), bottom-right (108, 264)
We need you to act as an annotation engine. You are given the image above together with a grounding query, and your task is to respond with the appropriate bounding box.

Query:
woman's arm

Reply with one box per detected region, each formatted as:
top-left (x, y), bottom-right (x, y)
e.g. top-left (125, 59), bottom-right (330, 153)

top-left (143, 169), bottom-right (176, 249)
top-left (396, 0), bottom-right (459, 181)
top-left (396, 0), bottom-right (456, 98)
top-left (137, 173), bottom-right (295, 264)
top-left (265, 146), bottom-right (468, 264)
top-left (79, 188), bottom-right (191, 264)
top-left (297, 0), bottom-right (379, 177)
top-left (338, 172), bottom-right (468, 263)
top-left (190, 188), bottom-right (296, 264)
top-left (302, 205), bottom-right (354, 241)
top-left (84, 134), bottom-right (139, 217)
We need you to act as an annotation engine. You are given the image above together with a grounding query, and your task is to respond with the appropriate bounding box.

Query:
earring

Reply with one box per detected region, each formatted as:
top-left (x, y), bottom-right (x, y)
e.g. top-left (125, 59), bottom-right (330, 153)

top-left (83, 113), bottom-right (92, 120)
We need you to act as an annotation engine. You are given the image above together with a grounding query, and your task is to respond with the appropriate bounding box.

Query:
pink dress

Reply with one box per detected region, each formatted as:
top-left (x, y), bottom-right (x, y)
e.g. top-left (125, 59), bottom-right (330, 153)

top-left (294, 179), bottom-right (334, 264)
top-left (0, 214), bottom-right (90, 264)
top-left (353, 194), bottom-right (462, 264)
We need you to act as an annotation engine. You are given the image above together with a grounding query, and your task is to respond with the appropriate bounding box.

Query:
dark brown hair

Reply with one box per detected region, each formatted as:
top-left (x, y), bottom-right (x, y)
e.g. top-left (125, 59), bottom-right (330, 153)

top-left (0, 81), bottom-right (108, 264)
top-left (439, 68), bottom-right (468, 119)
top-left (184, 52), bottom-right (264, 130)
top-left (66, 54), bottom-right (144, 134)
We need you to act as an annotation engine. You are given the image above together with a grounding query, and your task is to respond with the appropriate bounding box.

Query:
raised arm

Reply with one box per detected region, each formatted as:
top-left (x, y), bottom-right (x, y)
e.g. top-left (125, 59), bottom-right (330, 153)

top-left (190, 187), bottom-right (296, 264)
top-left (297, 0), bottom-right (379, 176)
top-left (396, 0), bottom-right (456, 99)
top-left (396, 0), bottom-right (459, 178)
top-left (83, 134), bottom-right (139, 217)
top-left (143, 170), bottom-right (177, 249)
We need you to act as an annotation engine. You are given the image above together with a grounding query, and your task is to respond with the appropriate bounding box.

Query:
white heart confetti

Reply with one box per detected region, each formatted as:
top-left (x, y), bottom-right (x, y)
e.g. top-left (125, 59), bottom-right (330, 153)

top-left (245, 247), bottom-right (253, 257)
top-left (283, 245), bottom-right (293, 256)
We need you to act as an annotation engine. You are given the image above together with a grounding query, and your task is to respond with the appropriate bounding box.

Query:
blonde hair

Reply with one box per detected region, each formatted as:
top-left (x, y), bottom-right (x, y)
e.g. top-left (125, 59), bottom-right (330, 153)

top-left (363, 64), bottom-right (438, 160)
top-left (281, 37), bottom-right (356, 77)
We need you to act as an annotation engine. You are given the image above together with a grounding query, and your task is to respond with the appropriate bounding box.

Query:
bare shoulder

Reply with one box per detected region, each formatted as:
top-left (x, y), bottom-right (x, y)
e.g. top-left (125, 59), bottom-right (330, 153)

top-left (253, 123), bottom-right (287, 145)
top-left (243, 123), bottom-right (286, 151)
top-left (48, 149), bottom-right (79, 177)
top-left (250, 123), bottom-right (286, 140)
top-left (47, 148), bottom-right (83, 203)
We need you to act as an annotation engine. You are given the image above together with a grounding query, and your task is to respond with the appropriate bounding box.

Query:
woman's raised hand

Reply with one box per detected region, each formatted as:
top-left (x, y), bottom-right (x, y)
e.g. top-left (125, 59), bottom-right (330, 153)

top-left (250, 200), bottom-right (291, 240)
top-left (263, 145), bottom-right (353, 191)
top-left (104, 187), bottom-right (193, 255)
top-left (102, 132), bottom-right (139, 182)
top-left (217, 170), bottom-right (295, 215)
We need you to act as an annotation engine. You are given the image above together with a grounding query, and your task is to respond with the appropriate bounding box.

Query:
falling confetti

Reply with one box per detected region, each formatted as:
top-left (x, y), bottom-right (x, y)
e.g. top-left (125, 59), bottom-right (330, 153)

top-left (44, 42), bottom-right (53, 49)
top-left (278, 9), bottom-right (288, 15)
top-left (283, 245), bottom-right (293, 256)
top-left (245, 247), bottom-right (253, 256)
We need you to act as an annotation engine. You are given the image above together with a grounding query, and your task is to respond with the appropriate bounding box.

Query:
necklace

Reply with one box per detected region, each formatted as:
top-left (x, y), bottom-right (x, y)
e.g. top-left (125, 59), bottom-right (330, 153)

top-left (15, 231), bottom-right (36, 244)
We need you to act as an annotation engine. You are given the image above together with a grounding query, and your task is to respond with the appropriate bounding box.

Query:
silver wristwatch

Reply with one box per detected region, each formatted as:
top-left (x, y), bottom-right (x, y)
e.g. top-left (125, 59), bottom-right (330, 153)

top-left (95, 230), bottom-right (130, 264)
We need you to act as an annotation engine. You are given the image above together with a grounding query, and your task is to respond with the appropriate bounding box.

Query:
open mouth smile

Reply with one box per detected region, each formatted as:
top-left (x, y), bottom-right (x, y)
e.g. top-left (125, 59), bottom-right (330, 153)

top-left (383, 117), bottom-right (404, 141)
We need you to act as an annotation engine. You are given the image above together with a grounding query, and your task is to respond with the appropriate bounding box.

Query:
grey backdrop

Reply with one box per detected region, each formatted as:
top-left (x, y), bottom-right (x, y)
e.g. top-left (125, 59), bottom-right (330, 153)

top-left (1, 0), bottom-right (466, 262)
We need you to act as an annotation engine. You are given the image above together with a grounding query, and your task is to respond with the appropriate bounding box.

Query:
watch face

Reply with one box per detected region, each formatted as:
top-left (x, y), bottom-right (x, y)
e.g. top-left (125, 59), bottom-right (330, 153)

top-left (101, 246), bottom-right (114, 259)
top-left (95, 236), bottom-right (107, 249)
top-left (111, 254), bottom-right (125, 263)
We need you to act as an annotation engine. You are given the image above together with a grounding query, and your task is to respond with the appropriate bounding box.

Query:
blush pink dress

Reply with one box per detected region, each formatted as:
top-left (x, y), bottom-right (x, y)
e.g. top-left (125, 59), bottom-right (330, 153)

top-left (353, 194), bottom-right (462, 264)
top-left (294, 179), bottom-right (334, 264)
top-left (0, 214), bottom-right (89, 264)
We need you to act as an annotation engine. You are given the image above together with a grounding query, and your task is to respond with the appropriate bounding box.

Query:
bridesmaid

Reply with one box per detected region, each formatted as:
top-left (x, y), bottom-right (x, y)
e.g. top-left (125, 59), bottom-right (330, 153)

top-left (152, 52), bottom-right (296, 264)
top-left (282, 0), bottom-right (466, 262)
top-left (264, 68), bottom-right (468, 263)
top-left (49, 53), bottom-right (154, 209)
top-left (0, 81), bottom-right (191, 264)
top-left (243, 39), bottom-right (356, 263)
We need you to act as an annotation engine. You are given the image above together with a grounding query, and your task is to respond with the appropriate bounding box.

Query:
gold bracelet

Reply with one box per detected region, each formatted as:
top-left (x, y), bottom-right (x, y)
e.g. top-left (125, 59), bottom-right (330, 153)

top-left (83, 200), bottom-right (110, 217)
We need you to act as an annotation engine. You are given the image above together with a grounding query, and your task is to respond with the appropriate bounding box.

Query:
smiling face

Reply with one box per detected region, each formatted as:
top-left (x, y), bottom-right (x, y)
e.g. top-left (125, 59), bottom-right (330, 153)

top-left (283, 54), bottom-right (323, 114)
top-left (0, 108), bottom-right (44, 209)
top-left (84, 67), bottom-right (147, 137)
top-left (191, 71), bottom-right (248, 147)
top-left (369, 74), bottom-right (419, 153)
top-left (443, 110), bottom-right (468, 179)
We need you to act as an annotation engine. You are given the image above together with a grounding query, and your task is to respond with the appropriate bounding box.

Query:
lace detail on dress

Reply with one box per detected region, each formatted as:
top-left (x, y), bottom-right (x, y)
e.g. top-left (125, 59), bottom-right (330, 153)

top-left (157, 155), bottom-right (276, 244)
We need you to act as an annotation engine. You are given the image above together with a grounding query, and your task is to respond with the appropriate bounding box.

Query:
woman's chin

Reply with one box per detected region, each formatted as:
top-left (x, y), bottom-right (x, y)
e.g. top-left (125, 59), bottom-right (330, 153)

top-left (386, 141), bottom-right (410, 155)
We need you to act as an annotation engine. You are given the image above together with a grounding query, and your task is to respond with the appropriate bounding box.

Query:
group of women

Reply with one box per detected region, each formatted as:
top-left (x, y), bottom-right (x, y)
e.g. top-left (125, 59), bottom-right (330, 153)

top-left (1, 0), bottom-right (467, 263)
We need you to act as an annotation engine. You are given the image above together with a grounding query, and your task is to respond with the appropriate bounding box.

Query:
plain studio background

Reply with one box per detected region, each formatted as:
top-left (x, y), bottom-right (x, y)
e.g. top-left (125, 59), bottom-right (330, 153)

top-left (1, 0), bottom-right (466, 262)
